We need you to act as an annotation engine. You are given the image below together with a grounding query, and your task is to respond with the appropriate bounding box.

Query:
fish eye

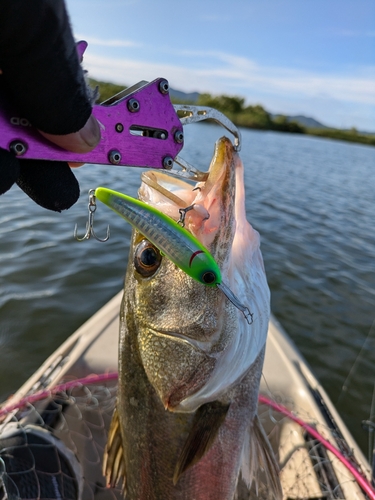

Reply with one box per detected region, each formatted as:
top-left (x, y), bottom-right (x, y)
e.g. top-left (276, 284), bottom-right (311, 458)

top-left (134, 240), bottom-right (162, 278)
top-left (202, 271), bottom-right (217, 284)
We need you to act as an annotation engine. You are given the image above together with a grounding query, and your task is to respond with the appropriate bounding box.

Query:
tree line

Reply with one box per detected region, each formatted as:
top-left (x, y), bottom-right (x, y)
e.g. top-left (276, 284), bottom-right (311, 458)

top-left (89, 79), bottom-right (375, 147)
top-left (196, 93), bottom-right (305, 133)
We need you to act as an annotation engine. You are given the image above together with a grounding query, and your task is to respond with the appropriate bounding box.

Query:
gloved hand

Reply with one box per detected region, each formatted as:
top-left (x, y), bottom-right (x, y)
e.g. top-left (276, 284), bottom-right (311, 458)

top-left (0, 0), bottom-right (101, 211)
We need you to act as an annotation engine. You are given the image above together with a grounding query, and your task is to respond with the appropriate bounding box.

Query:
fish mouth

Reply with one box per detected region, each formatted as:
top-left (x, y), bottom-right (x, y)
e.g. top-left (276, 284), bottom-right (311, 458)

top-left (138, 327), bottom-right (216, 412)
top-left (152, 328), bottom-right (213, 351)
top-left (139, 136), bottom-right (236, 259)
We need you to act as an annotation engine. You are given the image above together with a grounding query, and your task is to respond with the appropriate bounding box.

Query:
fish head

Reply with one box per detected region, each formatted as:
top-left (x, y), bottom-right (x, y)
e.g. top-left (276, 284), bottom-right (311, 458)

top-left (125, 137), bottom-right (270, 413)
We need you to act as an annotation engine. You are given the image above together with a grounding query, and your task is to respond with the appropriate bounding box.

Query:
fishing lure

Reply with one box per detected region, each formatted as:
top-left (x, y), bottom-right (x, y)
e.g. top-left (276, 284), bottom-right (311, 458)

top-left (94, 187), bottom-right (253, 324)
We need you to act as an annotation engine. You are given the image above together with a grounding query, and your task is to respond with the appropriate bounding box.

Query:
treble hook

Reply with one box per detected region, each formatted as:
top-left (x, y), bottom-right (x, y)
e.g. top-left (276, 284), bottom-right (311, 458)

top-left (177, 205), bottom-right (195, 227)
top-left (74, 189), bottom-right (110, 242)
top-left (177, 204), bottom-right (210, 228)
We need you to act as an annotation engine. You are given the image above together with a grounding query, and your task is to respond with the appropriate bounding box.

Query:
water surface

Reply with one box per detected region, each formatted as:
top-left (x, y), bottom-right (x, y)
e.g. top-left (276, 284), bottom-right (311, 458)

top-left (0, 125), bottom-right (374, 455)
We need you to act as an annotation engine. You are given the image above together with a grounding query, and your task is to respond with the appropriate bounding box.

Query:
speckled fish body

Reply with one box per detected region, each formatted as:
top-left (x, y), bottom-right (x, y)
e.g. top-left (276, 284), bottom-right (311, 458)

top-left (104, 137), bottom-right (281, 500)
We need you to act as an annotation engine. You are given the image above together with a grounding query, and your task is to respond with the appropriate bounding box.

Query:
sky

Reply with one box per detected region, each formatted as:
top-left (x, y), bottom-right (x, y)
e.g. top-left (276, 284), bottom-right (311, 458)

top-left (65, 0), bottom-right (375, 131)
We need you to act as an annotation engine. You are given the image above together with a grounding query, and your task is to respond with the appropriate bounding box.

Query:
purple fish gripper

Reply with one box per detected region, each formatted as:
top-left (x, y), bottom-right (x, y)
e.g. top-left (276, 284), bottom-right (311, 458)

top-left (0, 76), bottom-right (184, 170)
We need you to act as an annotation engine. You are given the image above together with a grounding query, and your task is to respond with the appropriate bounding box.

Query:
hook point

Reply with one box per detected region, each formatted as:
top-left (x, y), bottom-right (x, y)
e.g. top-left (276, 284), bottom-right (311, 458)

top-left (73, 189), bottom-right (110, 242)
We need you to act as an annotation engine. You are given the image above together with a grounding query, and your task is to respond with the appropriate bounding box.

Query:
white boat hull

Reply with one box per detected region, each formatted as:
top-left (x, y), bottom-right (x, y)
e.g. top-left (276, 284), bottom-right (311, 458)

top-left (0, 292), bottom-right (372, 499)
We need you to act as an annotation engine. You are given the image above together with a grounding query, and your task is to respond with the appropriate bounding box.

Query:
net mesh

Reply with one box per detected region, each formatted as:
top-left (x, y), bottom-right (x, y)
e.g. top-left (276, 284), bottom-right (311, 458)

top-left (249, 399), bottom-right (370, 500)
top-left (0, 380), bottom-right (121, 500)
top-left (0, 377), bottom-right (371, 500)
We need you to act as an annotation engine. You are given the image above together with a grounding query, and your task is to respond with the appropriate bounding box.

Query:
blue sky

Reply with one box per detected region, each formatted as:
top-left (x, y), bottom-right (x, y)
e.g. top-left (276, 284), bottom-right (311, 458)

top-left (65, 0), bottom-right (375, 131)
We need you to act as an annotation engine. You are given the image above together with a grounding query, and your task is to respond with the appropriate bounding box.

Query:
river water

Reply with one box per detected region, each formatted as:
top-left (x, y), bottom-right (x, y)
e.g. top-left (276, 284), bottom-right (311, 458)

top-left (0, 124), bottom-right (374, 455)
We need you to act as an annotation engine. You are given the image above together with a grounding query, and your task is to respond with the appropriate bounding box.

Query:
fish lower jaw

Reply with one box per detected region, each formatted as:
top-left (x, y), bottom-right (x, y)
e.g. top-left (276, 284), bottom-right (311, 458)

top-left (162, 393), bottom-right (200, 413)
top-left (163, 397), bottom-right (178, 412)
top-left (140, 327), bottom-right (219, 412)
top-left (144, 325), bottom-right (222, 354)
top-left (159, 358), bottom-right (215, 413)
top-left (163, 397), bottom-right (200, 413)
top-left (161, 331), bottom-right (217, 352)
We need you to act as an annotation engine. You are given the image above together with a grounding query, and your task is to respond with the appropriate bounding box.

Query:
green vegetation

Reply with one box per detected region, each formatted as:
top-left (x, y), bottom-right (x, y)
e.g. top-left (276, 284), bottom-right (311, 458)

top-left (196, 94), bottom-right (304, 133)
top-left (196, 93), bottom-right (375, 145)
top-left (306, 127), bottom-right (375, 147)
top-left (89, 78), bottom-right (127, 103)
top-left (89, 79), bottom-right (375, 147)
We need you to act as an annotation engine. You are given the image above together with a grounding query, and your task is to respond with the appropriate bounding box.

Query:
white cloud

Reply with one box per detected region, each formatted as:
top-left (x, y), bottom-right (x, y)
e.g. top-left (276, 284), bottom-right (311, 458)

top-left (81, 47), bottom-right (375, 130)
top-left (84, 50), bottom-right (375, 103)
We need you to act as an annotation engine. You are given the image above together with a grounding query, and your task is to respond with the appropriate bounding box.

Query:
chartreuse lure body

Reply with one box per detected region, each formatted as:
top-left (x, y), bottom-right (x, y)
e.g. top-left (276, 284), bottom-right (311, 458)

top-left (95, 187), bottom-right (253, 323)
top-left (95, 187), bottom-right (220, 286)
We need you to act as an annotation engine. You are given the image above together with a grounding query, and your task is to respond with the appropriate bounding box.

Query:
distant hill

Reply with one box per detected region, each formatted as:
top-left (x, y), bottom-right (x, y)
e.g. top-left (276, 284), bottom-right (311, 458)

top-left (272, 114), bottom-right (328, 129)
top-left (168, 91), bottom-right (330, 129)
top-left (289, 115), bottom-right (329, 129)
top-left (169, 88), bottom-right (199, 103)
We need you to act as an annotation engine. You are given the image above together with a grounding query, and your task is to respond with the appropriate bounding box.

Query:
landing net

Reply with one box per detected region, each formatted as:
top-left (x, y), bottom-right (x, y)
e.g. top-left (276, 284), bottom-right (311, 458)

top-left (0, 374), bottom-right (121, 500)
top-left (0, 373), bottom-right (373, 500)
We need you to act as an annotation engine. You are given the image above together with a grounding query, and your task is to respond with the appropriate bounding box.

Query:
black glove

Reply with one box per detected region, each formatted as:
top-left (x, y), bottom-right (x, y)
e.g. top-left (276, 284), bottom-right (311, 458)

top-left (0, 0), bottom-right (99, 211)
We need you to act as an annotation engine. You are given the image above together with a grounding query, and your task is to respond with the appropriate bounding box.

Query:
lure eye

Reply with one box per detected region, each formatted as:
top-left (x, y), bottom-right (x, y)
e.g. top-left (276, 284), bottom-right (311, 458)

top-left (134, 240), bottom-right (162, 278)
top-left (202, 271), bottom-right (217, 284)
